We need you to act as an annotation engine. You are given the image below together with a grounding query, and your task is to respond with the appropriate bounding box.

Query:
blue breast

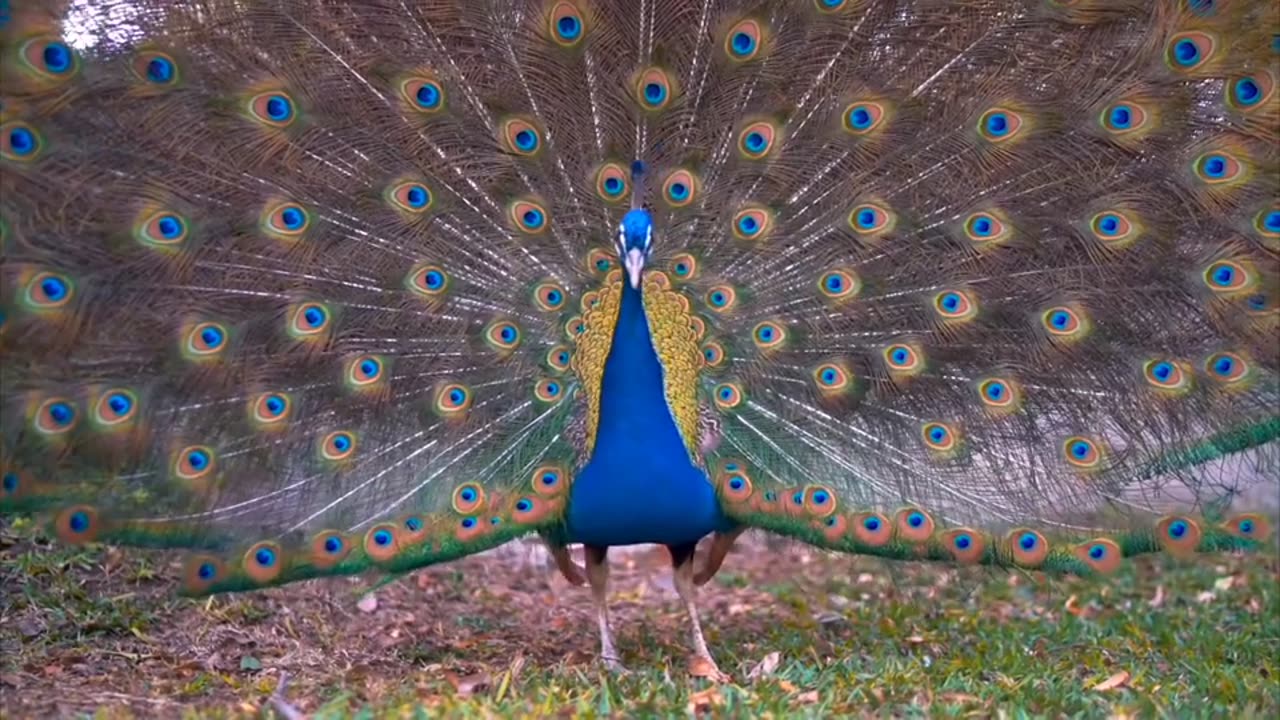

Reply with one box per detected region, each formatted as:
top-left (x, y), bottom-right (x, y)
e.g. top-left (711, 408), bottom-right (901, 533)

top-left (567, 281), bottom-right (732, 547)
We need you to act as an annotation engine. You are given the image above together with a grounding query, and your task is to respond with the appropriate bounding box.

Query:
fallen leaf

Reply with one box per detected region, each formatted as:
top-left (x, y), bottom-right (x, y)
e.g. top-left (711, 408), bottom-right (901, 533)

top-left (939, 692), bottom-right (980, 704)
top-left (777, 679), bottom-right (798, 693)
top-left (443, 671), bottom-right (490, 697)
top-left (687, 687), bottom-right (724, 714)
top-left (1064, 595), bottom-right (1082, 616)
top-left (357, 593), bottom-right (378, 613)
top-left (1196, 590), bottom-right (1216, 604)
top-left (793, 690), bottom-right (820, 705)
top-left (1091, 670), bottom-right (1130, 692)
top-left (688, 656), bottom-right (729, 682)
top-left (906, 635), bottom-right (925, 644)
top-left (746, 651), bottom-right (781, 682)
top-left (1214, 575), bottom-right (1237, 591)
top-left (239, 655), bottom-right (262, 672)
top-left (1149, 585), bottom-right (1166, 608)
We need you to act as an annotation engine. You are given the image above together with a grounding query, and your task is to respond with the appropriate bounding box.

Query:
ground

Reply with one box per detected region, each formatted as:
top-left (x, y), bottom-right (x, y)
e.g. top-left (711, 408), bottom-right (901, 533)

top-left (2, 519), bottom-right (1277, 719)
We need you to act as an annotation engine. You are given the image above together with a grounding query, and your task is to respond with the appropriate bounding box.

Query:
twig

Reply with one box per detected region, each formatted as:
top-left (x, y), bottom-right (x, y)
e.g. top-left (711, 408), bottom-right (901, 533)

top-left (268, 672), bottom-right (307, 720)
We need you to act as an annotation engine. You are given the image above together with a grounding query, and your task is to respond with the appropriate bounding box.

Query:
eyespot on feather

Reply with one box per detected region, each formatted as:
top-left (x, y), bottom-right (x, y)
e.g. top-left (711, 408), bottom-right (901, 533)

top-left (848, 202), bottom-right (896, 236)
top-left (398, 514), bottom-right (429, 545)
top-left (1062, 435), bottom-right (1103, 469)
top-left (713, 381), bottom-right (744, 410)
top-left (669, 253), bottom-right (698, 280)
top-left (408, 264), bottom-right (449, 298)
top-left (136, 209), bottom-right (190, 248)
top-left (732, 206), bottom-right (774, 241)
top-left (182, 555), bottom-right (227, 594)
top-left (1166, 31), bottom-right (1216, 73)
top-left (963, 210), bottom-right (1010, 245)
top-left (594, 163), bottom-right (630, 203)
top-left (688, 315), bottom-right (706, 341)
top-left (1075, 538), bottom-right (1123, 575)
top-left (247, 91), bottom-right (297, 128)
top-left (533, 282), bottom-right (566, 311)
top-left (894, 508), bottom-right (934, 543)
top-left (534, 377), bottom-right (564, 402)
top-left (942, 528), bottom-right (986, 564)
top-left (173, 445), bottom-right (216, 481)
top-left (1142, 359), bottom-right (1191, 393)
top-left (18, 36), bottom-right (79, 82)
top-left (243, 541), bottom-right (284, 584)
top-left (548, 1), bottom-right (587, 47)
top-left (484, 319), bottom-right (522, 353)
top-left (455, 515), bottom-right (486, 542)
top-left (933, 289), bottom-right (976, 321)
top-left (882, 342), bottom-right (922, 376)
top-left (1008, 529), bottom-right (1049, 567)
top-left (1204, 351), bottom-right (1250, 384)
top-left (1227, 71), bottom-right (1276, 112)
top-left (183, 322), bottom-right (229, 360)
top-left (719, 470), bottom-right (753, 503)
top-left (1223, 513), bottom-right (1270, 542)
top-left (1099, 100), bottom-right (1150, 136)
top-left (976, 107), bottom-right (1024, 143)
top-left (434, 382), bottom-right (472, 416)
top-left (812, 361), bottom-right (852, 394)
top-left (564, 316), bottom-right (585, 340)
top-left (1156, 516), bottom-right (1202, 556)
top-left (1193, 151), bottom-right (1244, 185)
top-left (1088, 209), bottom-right (1138, 246)
top-left (320, 430), bottom-right (357, 461)
top-left (701, 341), bottom-right (726, 369)
top-left (399, 75), bottom-right (446, 113)
top-left (1041, 305), bottom-right (1088, 340)
top-left (803, 485), bottom-right (837, 517)
top-left (501, 118), bottom-right (542, 156)
top-left (531, 464), bottom-right (567, 497)
top-left (737, 121), bottom-right (777, 159)
top-left (920, 421), bottom-right (959, 453)
top-left (854, 512), bottom-right (892, 547)
top-left (724, 19), bottom-right (764, 61)
top-left (842, 101), bottom-right (886, 135)
top-left (34, 397), bottom-right (78, 435)
top-left (345, 355), bottom-right (386, 389)
top-left (288, 302), bottom-right (331, 339)
top-left (261, 201), bottom-right (310, 239)
top-left (92, 386), bottom-right (139, 425)
top-left (363, 523), bottom-right (401, 562)
top-left (635, 67), bottom-right (674, 110)
top-left (132, 50), bottom-right (179, 86)
top-left (705, 285), bottom-right (736, 313)
top-left (310, 530), bottom-right (351, 570)
top-left (818, 268), bottom-right (860, 302)
top-left (54, 505), bottom-right (100, 544)
top-left (387, 181), bottom-right (433, 215)
top-left (977, 376), bottom-right (1022, 413)
top-left (821, 514), bottom-right (850, 543)
top-left (452, 482), bottom-right (486, 515)
top-left (662, 169), bottom-right (699, 207)
top-left (1202, 259), bottom-right (1253, 294)
top-left (510, 200), bottom-right (549, 233)
top-left (546, 345), bottom-right (572, 372)
top-left (751, 320), bottom-right (787, 351)
top-left (512, 495), bottom-right (554, 524)
top-left (250, 391), bottom-right (291, 426)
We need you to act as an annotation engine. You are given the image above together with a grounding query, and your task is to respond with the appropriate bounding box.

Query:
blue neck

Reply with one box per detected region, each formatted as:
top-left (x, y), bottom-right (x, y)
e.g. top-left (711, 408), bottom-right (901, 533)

top-left (566, 280), bottom-right (731, 547)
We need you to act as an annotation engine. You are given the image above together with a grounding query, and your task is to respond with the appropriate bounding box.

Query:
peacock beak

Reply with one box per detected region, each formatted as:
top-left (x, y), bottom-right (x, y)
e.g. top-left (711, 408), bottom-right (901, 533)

top-left (624, 248), bottom-right (645, 289)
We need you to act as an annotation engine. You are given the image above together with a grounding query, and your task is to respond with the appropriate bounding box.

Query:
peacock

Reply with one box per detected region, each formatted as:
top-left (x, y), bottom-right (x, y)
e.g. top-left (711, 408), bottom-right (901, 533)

top-left (1, 0), bottom-right (1278, 682)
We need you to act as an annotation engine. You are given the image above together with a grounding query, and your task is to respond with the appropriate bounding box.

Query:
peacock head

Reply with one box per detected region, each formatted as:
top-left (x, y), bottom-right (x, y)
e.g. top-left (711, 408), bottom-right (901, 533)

top-left (617, 208), bottom-right (653, 289)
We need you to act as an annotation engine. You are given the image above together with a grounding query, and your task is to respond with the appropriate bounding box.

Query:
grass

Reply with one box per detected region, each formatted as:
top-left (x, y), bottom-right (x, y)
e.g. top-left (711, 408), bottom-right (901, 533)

top-left (2, 517), bottom-right (1278, 719)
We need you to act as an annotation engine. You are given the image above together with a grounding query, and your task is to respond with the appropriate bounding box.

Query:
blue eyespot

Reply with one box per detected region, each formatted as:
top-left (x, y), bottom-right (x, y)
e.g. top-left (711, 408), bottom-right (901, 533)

top-left (449, 388), bottom-right (466, 405)
top-left (939, 292), bottom-right (961, 312)
top-left (265, 94), bottom-right (293, 122)
top-left (755, 325), bottom-right (775, 342)
top-left (863, 516), bottom-right (881, 531)
top-left (971, 217), bottom-right (993, 236)
top-left (1211, 265), bottom-right (1235, 286)
top-left (985, 112), bottom-right (1009, 136)
top-left (907, 511), bottom-right (925, 528)
top-left (1108, 105), bottom-right (1132, 129)
top-left (1201, 154), bottom-right (1227, 178)
top-left (1239, 518), bottom-right (1255, 535)
top-left (557, 15), bottom-right (581, 40)
top-left (40, 276), bottom-right (68, 302)
top-left (1018, 532), bottom-right (1038, 551)
top-left (514, 129), bottom-right (537, 152)
top-left (424, 270), bottom-right (445, 290)
top-left (820, 368), bottom-right (838, 384)
top-left (1049, 310), bottom-right (1070, 329)
top-left (1088, 543), bottom-right (1106, 560)
top-left (304, 306), bottom-right (326, 327)
top-left (928, 426), bottom-right (947, 443)
top-left (1096, 214), bottom-right (1121, 236)
top-left (644, 82), bottom-right (665, 104)
top-left (1173, 38), bottom-right (1200, 67)
top-left (405, 517), bottom-right (423, 532)
top-left (848, 106), bottom-right (872, 130)
top-left (68, 510), bottom-right (90, 533)
top-left (731, 32), bottom-right (755, 57)
top-left (603, 177), bottom-right (623, 196)
top-left (332, 434), bottom-right (351, 451)
top-left (42, 42), bottom-right (73, 74)
top-left (200, 326), bottom-right (224, 348)
top-left (516, 498), bottom-right (533, 512)
top-left (2, 472), bottom-right (17, 493)
top-left (523, 208), bottom-right (544, 228)
top-left (374, 529), bottom-right (393, 546)
top-left (461, 517), bottom-right (477, 529)
top-left (1167, 519), bottom-right (1188, 539)
top-left (1213, 356), bottom-right (1235, 376)
top-left (324, 536), bottom-right (343, 553)
top-left (891, 348), bottom-right (909, 365)
top-left (812, 490), bottom-right (829, 505)
top-left (281, 207), bottom-right (305, 229)
top-left (157, 215), bottom-right (184, 239)
top-left (146, 57), bottom-right (174, 84)
top-left (1233, 77), bottom-right (1261, 106)
top-left (48, 401), bottom-right (75, 427)
top-left (106, 392), bottom-right (133, 416)
top-left (744, 131), bottom-right (766, 153)
top-left (954, 533), bottom-right (972, 550)
top-left (728, 476), bottom-right (745, 491)
top-left (8, 126), bottom-right (37, 156)
top-left (1151, 361), bottom-right (1173, 382)
top-left (254, 547), bottom-right (276, 567)
top-left (738, 215), bottom-right (758, 234)
top-left (416, 83), bottom-right (441, 109)
top-left (669, 182), bottom-right (689, 201)
top-left (198, 562), bottom-right (216, 579)
top-left (1264, 211), bottom-right (1280, 233)
top-left (187, 448), bottom-right (210, 470)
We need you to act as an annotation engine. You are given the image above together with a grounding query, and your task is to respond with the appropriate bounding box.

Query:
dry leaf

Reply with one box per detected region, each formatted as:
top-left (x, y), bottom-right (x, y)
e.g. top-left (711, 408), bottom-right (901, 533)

top-left (357, 593), bottom-right (378, 613)
top-left (746, 652), bottom-right (781, 682)
top-left (1149, 585), bottom-right (1166, 608)
top-left (939, 692), bottom-right (980, 704)
top-left (906, 635), bottom-right (925, 644)
top-left (1064, 595), bottom-right (1082, 616)
top-left (1091, 670), bottom-right (1130, 692)
top-left (1214, 575), bottom-right (1237, 591)
top-left (1196, 591), bottom-right (1216, 604)
top-left (794, 690), bottom-right (820, 705)
top-left (687, 687), bottom-right (724, 714)
top-left (443, 671), bottom-right (490, 697)
top-left (689, 656), bottom-right (730, 683)
top-left (777, 679), bottom-right (798, 693)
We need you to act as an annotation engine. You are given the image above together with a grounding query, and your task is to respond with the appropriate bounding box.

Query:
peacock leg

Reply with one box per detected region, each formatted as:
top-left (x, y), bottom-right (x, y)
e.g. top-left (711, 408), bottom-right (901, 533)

top-left (694, 527), bottom-right (745, 585)
top-left (585, 544), bottom-right (625, 672)
top-left (542, 535), bottom-right (586, 585)
top-left (670, 542), bottom-right (730, 682)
